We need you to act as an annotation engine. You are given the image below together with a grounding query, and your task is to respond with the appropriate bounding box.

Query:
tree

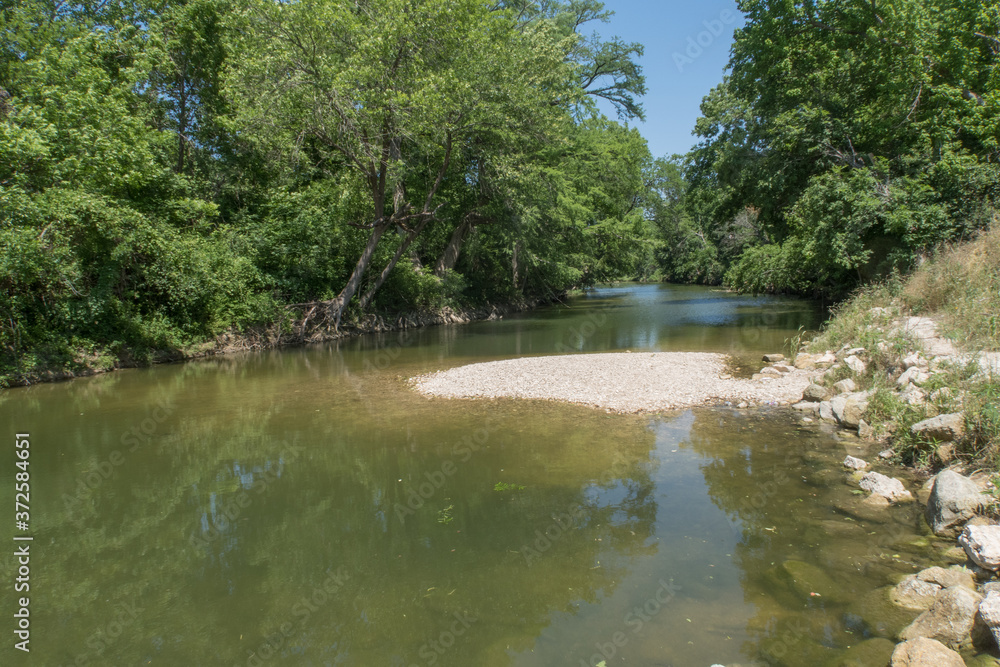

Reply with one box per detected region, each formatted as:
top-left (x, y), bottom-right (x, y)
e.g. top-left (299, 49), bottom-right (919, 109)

top-left (686, 0), bottom-right (999, 296)
top-left (228, 0), bottom-right (573, 328)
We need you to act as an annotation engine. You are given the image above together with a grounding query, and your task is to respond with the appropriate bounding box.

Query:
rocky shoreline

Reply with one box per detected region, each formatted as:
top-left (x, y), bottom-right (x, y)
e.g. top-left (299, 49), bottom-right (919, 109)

top-left (770, 315), bottom-right (1000, 666)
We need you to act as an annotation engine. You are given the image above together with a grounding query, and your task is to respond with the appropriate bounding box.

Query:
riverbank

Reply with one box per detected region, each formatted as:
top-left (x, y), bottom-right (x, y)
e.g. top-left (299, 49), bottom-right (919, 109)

top-left (1, 296), bottom-right (558, 388)
top-left (759, 227), bottom-right (1000, 665)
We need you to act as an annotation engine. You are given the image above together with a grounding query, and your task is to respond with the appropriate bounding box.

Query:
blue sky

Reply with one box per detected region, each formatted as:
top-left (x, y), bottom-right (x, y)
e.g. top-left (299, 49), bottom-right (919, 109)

top-left (593, 0), bottom-right (745, 159)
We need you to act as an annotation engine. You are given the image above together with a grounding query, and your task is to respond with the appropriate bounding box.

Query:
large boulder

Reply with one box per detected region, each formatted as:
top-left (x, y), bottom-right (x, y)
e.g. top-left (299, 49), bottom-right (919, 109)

top-left (802, 383), bottom-right (830, 402)
top-left (841, 393), bottom-right (870, 428)
top-left (899, 585), bottom-right (982, 650)
top-left (843, 455), bottom-right (868, 471)
top-left (830, 394), bottom-right (849, 422)
top-left (845, 354), bottom-right (867, 374)
top-left (860, 471), bottom-right (914, 503)
top-left (890, 637), bottom-right (966, 666)
top-left (829, 391), bottom-right (870, 428)
top-left (926, 470), bottom-right (986, 535)
top-left (833, 378), bottom-right (856, 394)
top-left (977, 590), bottom-right (1000, 650)
top-left (960, 525), bottom-right (1000, 570)
top-left (912, 413), bottom-right (966, 442)
top-left (891, 567), bottom-right (977, 610)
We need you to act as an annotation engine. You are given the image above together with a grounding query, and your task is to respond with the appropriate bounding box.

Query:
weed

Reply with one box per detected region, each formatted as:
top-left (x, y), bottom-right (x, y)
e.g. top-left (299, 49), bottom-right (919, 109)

top-left (437, 503), bottom-right (454, 525)
top-left (493, 482), bottom-right (525, 492)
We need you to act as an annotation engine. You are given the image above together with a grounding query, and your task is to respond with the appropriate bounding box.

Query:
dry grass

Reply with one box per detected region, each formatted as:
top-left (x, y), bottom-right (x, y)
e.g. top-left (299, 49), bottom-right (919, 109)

top-left (808, 219), bottom-right (1000, 469)
top-left (902, 222), bottom-right (1000, 351)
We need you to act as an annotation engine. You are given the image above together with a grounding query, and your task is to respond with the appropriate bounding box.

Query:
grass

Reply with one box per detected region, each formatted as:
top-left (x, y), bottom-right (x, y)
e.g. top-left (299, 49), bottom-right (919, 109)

top-left (901, 224), bottom-right (1000, 351)
top-left (808, 222), bottom-right (1000, 470)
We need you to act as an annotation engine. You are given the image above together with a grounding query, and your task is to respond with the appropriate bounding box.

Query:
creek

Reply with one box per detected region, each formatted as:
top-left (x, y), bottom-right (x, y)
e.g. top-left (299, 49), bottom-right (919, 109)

top-left (0, 284), bottom-right (938, 666)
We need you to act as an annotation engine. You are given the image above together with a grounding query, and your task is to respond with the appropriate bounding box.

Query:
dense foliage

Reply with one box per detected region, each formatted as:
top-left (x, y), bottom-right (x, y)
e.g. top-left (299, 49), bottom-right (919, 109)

top-left (655, 0), bottom-right (999, 297)
top-left (0, 0), bottom-right (656, 382)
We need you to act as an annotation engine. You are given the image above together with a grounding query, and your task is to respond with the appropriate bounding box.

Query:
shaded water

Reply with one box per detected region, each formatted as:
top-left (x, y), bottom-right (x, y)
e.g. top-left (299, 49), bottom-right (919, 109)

top-left (0, 285), bottom-right (943, 666)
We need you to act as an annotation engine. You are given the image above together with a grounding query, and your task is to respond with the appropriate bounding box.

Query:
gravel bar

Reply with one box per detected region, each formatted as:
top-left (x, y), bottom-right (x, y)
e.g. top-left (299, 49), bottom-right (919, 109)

top-left (411, 352), bottom-right (812, 413)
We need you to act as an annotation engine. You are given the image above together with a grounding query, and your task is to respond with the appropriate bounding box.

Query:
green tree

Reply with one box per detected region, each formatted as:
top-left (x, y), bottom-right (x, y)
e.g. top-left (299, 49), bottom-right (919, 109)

top-left (228, 0), bottom-right (574, 327)
top-left (687, 0), bottom-right (999, 296)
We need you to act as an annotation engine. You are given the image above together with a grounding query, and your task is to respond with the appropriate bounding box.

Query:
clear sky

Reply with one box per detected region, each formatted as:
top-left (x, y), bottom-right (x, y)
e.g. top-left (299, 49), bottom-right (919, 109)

top-left (593, 0), bottom-right (745, 160)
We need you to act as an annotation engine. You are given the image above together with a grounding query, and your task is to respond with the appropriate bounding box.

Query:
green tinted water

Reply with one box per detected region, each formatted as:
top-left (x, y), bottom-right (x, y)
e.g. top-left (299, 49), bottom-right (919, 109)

top-left (1, 285), bottom-right (939, 666)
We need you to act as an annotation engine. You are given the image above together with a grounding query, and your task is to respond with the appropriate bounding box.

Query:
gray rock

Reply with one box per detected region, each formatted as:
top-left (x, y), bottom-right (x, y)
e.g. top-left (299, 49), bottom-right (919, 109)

top-left (842, 393), bottom-right (870, 428)
top-left (931, 387), bottom-right (955, 403)
top-left (912, 413), bottom-right (966, 442)
top-left (831, 394), bottom-right (849, 422)
top-left (934, 443), bottom-right (958, 465)
top-left (978, 590), bottom-right (1000, 650)
top-left (772, 363), bottom-right (793, 373)
top-left (847, 347), bottom-right (866, 356)
top-left (892, 567), bottom-right (977, 610)
top-left (858, 419), bottom-right (875, 440)
top-left (794, 353), bottom-right (819, 369)
top-left (926, 470), bottom-right (986, 535)
top-left (899, 585), bottom-right (982, 649)
top-left (833, 378), bottom-right (857, 394)
top-left (816, 351), bottom-right (837, 367)
top-left (893, 577), bottom-right (953, 611)
top-left (901, 383), bottom-right (928, 405)
top-left (792, 400), bottom-right (821, 413)
top-left (819, 400), bottom-right (835, 422)
top-left (802, 383), bottom-right (829, 402)
top-left (903, 352), bottom-right (929, 370)
top-left (845, 354), bottom-right (867, 374)
top-left (762, 353), bottom-right (784, 362)
top-left (879, 448), bottom-right (894, 459)
top-left (860, 471), bottom-right (913, 503)
top-left (843, 455), bottom-right (869, 470)
top-left (921, 566), bottom-right (977, 590)
top-left (898, 366), bottom-right (932, 387)
top-left (759, 365), bottom-right (782, 376)
top-left (896, 316), bottom-right (959, 357)
top-left (890, 637), bottom-right (966, 666)
top-left (961, 525), bottom-right (1000, 571)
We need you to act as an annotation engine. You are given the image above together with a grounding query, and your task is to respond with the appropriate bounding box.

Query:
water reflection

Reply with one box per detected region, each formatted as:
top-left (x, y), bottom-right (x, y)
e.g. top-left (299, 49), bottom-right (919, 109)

top-left (6, 284), bottom-right (937, 667)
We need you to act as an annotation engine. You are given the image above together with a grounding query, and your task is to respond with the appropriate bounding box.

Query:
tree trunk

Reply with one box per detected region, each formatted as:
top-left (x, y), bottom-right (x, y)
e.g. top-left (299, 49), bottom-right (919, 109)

top-left (321, 222), bottom-right (389, 328)
top-left (176, 74), bottom-right (188, 175)
top-left (358, 218), bottom-right (431, 310)
top-left (433, 219), bottom-right (472, 277)
top-left (512, 241), bottom-right (521, 289)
